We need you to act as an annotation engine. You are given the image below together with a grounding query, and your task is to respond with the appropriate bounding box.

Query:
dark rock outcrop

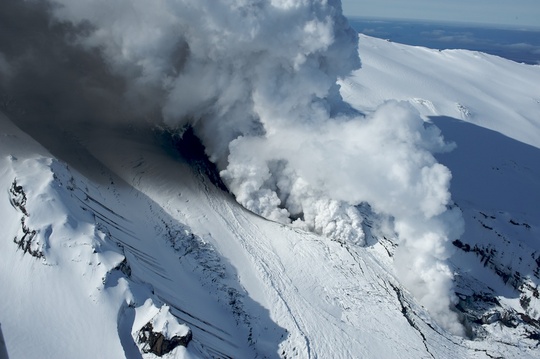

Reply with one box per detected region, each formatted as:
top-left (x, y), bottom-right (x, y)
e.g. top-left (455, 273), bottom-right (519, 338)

top-left (137, 322), bottom-right (192, 357)
top-left (9, 179), bottom-right (43, 258)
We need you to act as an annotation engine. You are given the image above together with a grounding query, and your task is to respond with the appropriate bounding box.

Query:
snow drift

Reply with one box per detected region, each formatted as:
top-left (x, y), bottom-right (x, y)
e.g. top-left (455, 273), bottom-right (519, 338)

top-left (0, 0), bottom-right (464, 334)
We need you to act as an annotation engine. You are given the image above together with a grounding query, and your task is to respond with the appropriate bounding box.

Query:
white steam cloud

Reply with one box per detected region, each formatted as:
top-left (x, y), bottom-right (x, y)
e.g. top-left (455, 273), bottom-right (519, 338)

top-left (3, 0), bottom-right (464, 335)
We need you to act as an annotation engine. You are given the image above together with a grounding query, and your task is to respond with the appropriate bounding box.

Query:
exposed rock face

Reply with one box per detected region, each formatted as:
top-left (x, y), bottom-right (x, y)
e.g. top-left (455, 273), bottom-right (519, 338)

top-left (451, 208), bottom-right (540, 344)
top-left (8, 179), bottom-right (28, 216)
top-left (135, 305), bottom-right (192, 357)
top-left (137, 321), bottom-right (192, 356)
top-left (9, 179), bottom-right (43, 258)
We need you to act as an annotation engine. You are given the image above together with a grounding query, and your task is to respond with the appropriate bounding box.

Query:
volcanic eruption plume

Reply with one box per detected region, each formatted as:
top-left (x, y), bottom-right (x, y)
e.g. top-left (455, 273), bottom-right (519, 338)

top-left (0, 0), bottom-right (464, 335)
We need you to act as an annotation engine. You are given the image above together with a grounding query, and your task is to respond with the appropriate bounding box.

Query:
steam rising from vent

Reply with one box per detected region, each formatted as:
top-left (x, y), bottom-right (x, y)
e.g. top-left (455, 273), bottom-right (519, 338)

top-left (1, 0), bottom-right (464, 335)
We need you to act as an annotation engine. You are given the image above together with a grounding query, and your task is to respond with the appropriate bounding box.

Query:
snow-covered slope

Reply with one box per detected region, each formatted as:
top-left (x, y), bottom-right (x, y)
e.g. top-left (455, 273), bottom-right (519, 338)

top-left (342, 34), bottom-right (540, 149)
top-left (0, 112), bottom-right (425, 358)
top-left (1, 105), bottom-right (535, 359)
top-left (343, 34), bottom-right (540, 354)
top-left (1, 29), bottom-right (540, 359)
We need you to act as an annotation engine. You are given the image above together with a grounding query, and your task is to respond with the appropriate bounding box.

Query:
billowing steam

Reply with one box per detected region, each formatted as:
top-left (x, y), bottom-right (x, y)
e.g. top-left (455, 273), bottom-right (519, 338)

top-left (1, 0), bottom-right (464, 335)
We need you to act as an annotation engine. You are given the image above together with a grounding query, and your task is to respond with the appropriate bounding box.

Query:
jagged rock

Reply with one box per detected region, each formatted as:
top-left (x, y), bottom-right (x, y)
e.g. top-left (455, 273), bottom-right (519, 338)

top-left (137, 322), bottom-right (192, 356)
top-left (9, 179), bottom-right (28, 216)
top-left (478, 311), bottom-right (519, 328)
top-left (8, 179), bottom-right (43, 258)
top-left (114, 257), bottom-right (131, 278)
top-left (13, 217), bottom-right (42, 258)
top-left (136, 305), bottom-right (192, 357)
top-left (480, 312), bottom-right (501, 325)
top-left (453, 239), bottom-right (471, 252)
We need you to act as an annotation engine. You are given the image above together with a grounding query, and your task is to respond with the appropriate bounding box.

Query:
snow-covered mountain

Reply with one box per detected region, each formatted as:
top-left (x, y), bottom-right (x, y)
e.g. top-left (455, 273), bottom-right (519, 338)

top-left (1, 1), bottom-right (540, 358)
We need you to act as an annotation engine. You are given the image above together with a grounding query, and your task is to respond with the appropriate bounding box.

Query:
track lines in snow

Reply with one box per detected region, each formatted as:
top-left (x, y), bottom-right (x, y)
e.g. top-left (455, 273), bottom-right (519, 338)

top-left (84, 194), bottom-right (130, 222)
top-left (200, 182), bottom-right (400, 357)
top-left (68, 186), bottom-right (175, 282)
top-left (197, 184), bottom-right (315, 357)
top-left (159, 296), bottom-right (239, 352)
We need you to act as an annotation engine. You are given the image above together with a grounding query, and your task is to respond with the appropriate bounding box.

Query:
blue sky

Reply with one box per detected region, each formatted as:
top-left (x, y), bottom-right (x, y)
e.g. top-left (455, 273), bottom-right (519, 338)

top-left (341, 0), bottom-right (540, 28)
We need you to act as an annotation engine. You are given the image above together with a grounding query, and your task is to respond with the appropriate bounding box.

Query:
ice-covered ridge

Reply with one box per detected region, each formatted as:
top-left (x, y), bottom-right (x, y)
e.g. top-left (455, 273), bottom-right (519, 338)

top-left (342, 34), bottom-right (540, 149)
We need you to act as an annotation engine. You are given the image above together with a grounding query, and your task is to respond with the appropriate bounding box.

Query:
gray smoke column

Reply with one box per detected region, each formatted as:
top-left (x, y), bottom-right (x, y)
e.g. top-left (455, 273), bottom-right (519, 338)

top-left (3, 0), bottom-right (464, 335)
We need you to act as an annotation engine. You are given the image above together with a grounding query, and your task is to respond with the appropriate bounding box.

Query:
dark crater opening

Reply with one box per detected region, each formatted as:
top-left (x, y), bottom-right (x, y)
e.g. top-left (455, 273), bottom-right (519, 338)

top-left (162, 126), bottom-right (230, 193)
